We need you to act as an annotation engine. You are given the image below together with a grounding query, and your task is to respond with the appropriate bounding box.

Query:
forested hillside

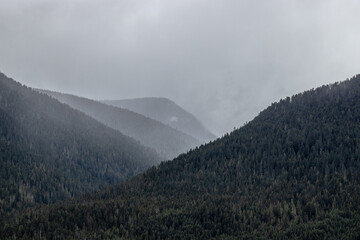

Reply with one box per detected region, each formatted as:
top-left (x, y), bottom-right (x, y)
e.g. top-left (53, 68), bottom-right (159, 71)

top-left (0, 72), bottom-right (160, 220)
top-left (102, 97), bottom-right (216, 143)
top-left (38, 90), bottom-right (200, 160)
top-left (3, 75), bottom-right (360, 239)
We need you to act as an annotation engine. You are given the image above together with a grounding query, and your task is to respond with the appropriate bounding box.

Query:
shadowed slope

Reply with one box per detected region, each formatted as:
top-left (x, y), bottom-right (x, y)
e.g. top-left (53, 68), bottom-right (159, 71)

top-left (0, 72), bottom-right (160, 219)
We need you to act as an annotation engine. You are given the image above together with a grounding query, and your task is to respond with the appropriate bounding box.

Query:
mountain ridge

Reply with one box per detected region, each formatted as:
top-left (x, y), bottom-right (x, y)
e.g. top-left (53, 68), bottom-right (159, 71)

top-left (37, 89), bottom-right (201, 160)
top-left (102, 97), bottom-right (216, 143)
top-left (0, 72), bottom-right (160, 219)
top-left (3, 75), bottom-right (360, 239)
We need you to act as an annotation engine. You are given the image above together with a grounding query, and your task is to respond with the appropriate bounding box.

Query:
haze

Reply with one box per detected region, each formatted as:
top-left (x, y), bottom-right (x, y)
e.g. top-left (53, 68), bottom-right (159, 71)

top-left (1, 0), bottom-right (360, 136)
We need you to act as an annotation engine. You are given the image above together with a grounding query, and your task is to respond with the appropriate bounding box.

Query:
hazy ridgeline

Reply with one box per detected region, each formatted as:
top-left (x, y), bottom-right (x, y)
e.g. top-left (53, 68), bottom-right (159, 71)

top-left (102, 97), bottom-right (216, 143)
top-left (38, 89), bottom-right (202, 160)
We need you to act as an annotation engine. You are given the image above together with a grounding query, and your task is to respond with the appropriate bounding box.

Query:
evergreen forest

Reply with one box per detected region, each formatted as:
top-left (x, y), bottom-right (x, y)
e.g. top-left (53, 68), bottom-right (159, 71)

top-left (0, 72), bottom-right (160, 223)
top-left (2, 74), bottom-right (360, 239)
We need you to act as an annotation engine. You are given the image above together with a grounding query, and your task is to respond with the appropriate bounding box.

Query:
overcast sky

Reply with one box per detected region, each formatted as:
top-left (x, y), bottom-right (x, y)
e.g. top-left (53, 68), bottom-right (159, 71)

top-left (1, 0), bottom-right (360, 136)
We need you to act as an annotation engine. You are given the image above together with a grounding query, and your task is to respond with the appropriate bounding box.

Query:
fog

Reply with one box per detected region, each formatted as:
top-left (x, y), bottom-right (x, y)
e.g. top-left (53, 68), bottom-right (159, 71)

top-left (1, 0), bottom-right (360, 136)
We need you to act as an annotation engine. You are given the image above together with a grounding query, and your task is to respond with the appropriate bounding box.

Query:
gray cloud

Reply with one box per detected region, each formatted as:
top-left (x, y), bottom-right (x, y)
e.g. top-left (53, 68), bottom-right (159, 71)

top-left (1, 0), bottom-right (360, 135)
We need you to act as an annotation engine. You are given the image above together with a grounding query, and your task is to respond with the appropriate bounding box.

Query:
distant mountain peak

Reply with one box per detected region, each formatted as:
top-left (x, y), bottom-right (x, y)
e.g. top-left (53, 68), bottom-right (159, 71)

top-left (102, 97), bottom-right (217, 143)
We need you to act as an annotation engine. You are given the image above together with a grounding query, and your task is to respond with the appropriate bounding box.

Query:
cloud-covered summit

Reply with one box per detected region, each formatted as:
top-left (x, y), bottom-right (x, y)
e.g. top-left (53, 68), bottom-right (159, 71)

top-left (1, 0), bottom-right (360, 135)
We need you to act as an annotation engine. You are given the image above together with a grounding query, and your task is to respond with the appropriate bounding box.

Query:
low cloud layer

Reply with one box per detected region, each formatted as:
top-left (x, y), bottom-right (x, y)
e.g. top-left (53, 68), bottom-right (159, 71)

top-left (1, 0), bottom-right (360, 135)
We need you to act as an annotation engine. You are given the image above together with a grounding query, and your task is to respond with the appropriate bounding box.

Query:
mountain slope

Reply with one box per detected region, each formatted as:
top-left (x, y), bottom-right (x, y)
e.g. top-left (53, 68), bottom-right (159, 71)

top-left (102, 97), bottom-right (216, 143)
top-left (0, 72), bottom-right (160, 219)
top-left (38, 90), bottom-right (200, 160)
top-left (3, 75), bottom-right (360, 239)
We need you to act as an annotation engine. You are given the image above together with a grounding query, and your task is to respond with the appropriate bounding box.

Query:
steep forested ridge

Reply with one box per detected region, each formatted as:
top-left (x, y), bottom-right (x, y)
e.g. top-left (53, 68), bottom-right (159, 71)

top-left (38, 90), bottom-right (200, 160)
top-left (102, 97), bottom-right (216, 143)
top-left (0, 72), bottom-right (160, 220)
top-left (3, 75), bottom-right (360, 239)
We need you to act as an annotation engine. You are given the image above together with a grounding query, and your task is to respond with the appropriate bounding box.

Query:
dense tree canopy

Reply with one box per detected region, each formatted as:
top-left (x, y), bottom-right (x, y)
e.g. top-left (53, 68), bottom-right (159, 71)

top-left (0, 72), bottom-right (160, 221)
top-left (2, 74), bottom-right (360, 239)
